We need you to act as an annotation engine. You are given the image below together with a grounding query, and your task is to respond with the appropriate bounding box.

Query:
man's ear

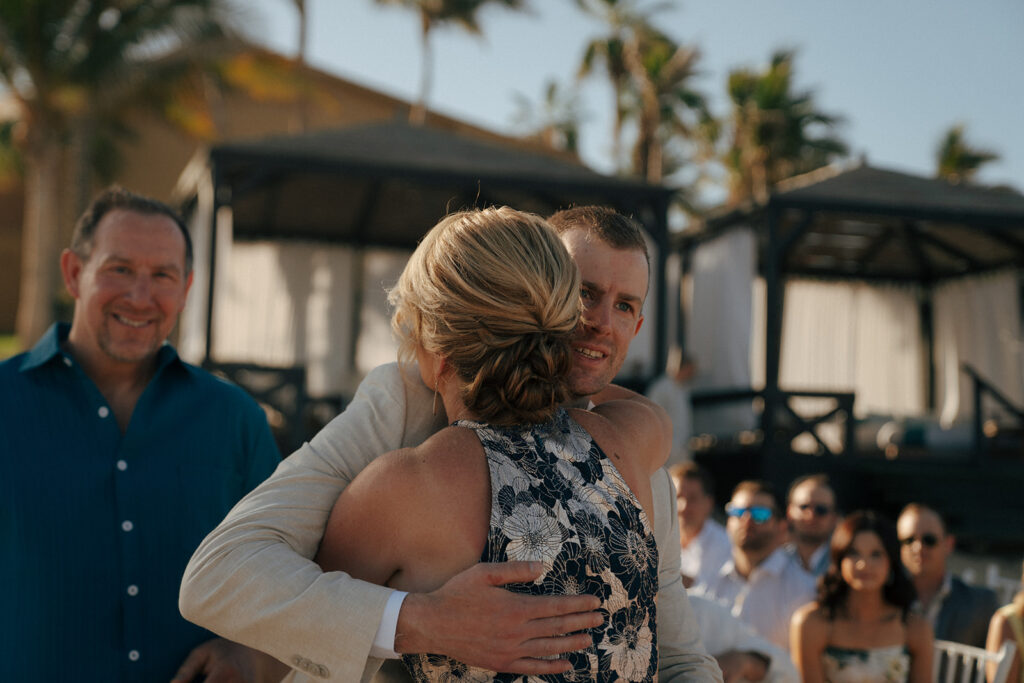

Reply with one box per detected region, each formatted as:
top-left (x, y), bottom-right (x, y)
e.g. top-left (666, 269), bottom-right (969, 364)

top-left (60, 249), bottom-right (84, 299)
top-left (633, 314), bottom-right (645, 337)
top-left (179, 270), bottom-right (195, 312)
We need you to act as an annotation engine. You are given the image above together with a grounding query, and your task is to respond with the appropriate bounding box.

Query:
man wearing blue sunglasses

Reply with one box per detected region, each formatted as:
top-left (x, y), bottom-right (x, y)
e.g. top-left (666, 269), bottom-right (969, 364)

top-left (693, 480), bottom-right (816, 654)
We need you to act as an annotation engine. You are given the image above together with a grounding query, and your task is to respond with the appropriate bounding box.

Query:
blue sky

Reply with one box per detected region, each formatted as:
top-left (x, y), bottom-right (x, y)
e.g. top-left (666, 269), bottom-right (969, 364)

top-left (244, 0), bottom-right (1023, 199)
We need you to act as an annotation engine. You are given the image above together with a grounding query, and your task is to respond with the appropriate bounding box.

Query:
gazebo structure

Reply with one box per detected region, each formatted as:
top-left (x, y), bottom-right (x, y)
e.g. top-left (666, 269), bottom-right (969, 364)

top-left (675, 162), bottom-right (1024, 549)
top-left (176, 121), bottom-right (675, 450)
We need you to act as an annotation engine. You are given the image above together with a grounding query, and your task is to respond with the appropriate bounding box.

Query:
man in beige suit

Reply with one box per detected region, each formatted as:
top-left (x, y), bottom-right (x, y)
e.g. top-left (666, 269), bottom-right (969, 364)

top-left (181, 207), bottom-right (722, 681)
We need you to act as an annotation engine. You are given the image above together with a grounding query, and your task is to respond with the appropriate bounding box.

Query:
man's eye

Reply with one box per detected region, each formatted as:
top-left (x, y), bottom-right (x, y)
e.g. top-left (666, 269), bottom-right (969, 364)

top-left (616, 302), bottom-right (634, 313)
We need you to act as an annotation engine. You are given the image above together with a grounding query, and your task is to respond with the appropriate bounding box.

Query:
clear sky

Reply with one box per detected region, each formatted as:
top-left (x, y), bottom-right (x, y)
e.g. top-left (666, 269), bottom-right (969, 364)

top-left (243, 0), bottom-right (1024, 201)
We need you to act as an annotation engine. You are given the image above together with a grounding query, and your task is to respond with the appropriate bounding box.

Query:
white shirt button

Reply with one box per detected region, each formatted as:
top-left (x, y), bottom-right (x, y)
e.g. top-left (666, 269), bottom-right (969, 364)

top-left (116, 460), bottom-right (128, 471)
top-left (63, 357), bottom-right (72, 367)
top-left (128, 650), bottom-right (140, 662)
top-left (121, 520), bottom-right (134, 532)
top-left (127, 584), bottom-right (139, 596)
top-left (98, 406), bottom-right (110, 418)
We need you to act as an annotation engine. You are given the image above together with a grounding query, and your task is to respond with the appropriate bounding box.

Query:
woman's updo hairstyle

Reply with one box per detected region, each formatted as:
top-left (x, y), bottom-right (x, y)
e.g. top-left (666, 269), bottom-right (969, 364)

top-left (390, 207), bottom-right (581, 425)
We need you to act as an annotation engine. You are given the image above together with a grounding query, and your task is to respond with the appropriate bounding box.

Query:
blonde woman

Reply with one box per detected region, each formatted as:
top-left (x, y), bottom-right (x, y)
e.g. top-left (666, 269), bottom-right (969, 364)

top-left (315, 208), bottom-right (670, 682)
top-left (986, 561), bottom-right (1024, 683)
top-left (791, 511), bottom-right (933, 683)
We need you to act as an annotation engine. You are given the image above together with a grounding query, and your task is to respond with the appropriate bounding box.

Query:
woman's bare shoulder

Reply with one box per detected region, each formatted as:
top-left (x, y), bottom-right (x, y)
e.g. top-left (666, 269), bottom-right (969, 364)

top-left (792, 601), bottom-right (828, 626)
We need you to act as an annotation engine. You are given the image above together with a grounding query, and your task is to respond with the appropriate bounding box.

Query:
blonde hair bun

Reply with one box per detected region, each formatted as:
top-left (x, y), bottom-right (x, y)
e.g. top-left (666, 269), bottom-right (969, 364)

top-left (390, 207), bottom-right (581, 425)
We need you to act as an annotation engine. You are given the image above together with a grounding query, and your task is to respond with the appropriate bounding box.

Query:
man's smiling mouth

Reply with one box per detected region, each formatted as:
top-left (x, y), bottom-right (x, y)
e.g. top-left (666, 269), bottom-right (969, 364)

top-left (113, 314), bottom-right (150, 328)
top-left (575, 346), bottom-right (606, 360)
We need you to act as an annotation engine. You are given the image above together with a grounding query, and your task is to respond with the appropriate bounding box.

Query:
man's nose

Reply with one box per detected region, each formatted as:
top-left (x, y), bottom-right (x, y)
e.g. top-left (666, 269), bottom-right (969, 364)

top-left (127, 275), bottom-right (153, 302)
top-left (582, 300), bottom-right (612, 333)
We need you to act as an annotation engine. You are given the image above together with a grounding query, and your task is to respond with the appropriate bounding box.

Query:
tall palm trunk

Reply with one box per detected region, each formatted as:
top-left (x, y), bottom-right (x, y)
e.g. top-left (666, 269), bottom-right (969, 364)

top-left (16, 129), bottom-right (64, 347)
top-left (410, 10), bottom-right (433, 125)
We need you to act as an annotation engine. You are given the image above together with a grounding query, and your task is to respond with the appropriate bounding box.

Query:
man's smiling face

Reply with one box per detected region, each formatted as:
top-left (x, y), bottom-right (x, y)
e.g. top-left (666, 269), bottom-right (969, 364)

top-left (63, 209), bottom-right (191, 368)
top-left (559, 227), bottom-right (647, 398)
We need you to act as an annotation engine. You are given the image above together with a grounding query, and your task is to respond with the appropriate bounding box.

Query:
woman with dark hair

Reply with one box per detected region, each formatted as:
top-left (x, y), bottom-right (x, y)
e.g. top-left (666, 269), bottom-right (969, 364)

top-left (791, 510), bottom-right (933, 682)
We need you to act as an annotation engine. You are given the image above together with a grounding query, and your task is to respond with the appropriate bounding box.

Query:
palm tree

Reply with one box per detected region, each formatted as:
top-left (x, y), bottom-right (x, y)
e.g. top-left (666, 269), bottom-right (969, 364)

top-left (575, 0), bottom-right (672, 172)
top-left (935, 123), bottom-right (999, 184)
top-left (621, 25), bottom-right (709, 183)
top-left (374, 0), bottom-right (526, 125)
top-left (717, 50), bottom-right (847, 204)
top-left (0, 0), bottom-right (243, 347)
top-left (511, 79), bottom-right (584, 154)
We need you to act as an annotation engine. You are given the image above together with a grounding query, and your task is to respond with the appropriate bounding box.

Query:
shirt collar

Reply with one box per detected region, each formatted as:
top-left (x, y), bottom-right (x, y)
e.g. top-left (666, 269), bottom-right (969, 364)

top-left (920, 571), bottom-right (954, 625)
top-left (19, 322), bottom-right (182, 375)
top-left (723, 546), bottom-right (790, 582)
top-left (19, 323), bottom-right (68, 371)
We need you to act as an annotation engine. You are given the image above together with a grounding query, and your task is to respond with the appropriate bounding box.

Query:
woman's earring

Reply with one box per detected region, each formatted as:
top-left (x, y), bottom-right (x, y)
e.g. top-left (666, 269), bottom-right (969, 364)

top-left (432, 380), bottom-right (440, 416)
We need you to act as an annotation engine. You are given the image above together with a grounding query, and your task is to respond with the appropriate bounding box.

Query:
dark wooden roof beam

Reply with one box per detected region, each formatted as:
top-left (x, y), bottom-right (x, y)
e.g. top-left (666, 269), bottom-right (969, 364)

top-left (986, 228), bottom-right (1024, 260)
top-left (898, 221), bottom-right (934, 282)
top-left (350, 181), bottom-right (383, 246)
top-left (908, 223), bottom-right (982, 270)
top-left (859, 229), bottom-right (897, 267)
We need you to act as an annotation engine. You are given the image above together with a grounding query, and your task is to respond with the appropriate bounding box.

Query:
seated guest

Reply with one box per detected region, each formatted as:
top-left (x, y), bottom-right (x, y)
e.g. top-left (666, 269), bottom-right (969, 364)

top-left (897, 503), bottom-right (998, 647)
top-left (695, 480), bottom-right (816, 652)
top-left (791, 510), bottom-right (933, 683)
top-left (689, 594), bottom-right (799, 683)
top-left (670, 462), bottom-right (732, 590)
top-left (985, 560), bottom-right (1024, 683)
top-left (785, 474), bottom-right (839, 577)
top-left (314, 208), bottom-right (670, 681)
top-left (646, 349), bottom-right (697, 466)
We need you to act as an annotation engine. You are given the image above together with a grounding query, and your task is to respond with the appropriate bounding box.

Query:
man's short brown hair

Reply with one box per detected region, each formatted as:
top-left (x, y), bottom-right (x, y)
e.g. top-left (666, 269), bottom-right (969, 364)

top-left (547, 206), bottom-right (649, 270)
top-left (669, 462), bottom-right (715, 499)
top-left (732, 479), bottom-right (781, 516)
top-left (71, 185), bottom-right (192, 273)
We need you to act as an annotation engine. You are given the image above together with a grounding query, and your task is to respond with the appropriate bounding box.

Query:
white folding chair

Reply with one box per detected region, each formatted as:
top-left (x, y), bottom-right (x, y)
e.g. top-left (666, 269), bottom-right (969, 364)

top-left (933, 639), bottom-right (1017, 683)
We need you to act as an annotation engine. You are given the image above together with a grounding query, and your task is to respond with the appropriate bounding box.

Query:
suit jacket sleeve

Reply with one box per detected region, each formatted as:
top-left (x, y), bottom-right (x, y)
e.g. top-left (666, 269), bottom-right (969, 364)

top-left (180, 362), bottom-right (446, 681)
top-left (651, 467), bottom-right (725, 681)
top-left (937, 578), bottom-right (1001, 648)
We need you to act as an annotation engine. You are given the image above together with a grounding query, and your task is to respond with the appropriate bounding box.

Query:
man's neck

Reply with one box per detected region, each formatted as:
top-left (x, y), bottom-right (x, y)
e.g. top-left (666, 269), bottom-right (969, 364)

top-left (912, 570), bottom-right (947, 605)
top-left (680, 519), bottom-right (705, 548)
top-left (793, 538), bottom-right (822, 568)
top-left (63, 338), bottom-right (156, 430)
top-left (733, 545), bottom-right (776, 579)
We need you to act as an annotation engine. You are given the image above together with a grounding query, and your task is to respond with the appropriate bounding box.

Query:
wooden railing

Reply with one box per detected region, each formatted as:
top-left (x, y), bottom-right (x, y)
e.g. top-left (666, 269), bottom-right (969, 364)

top-left (692, 387), bottom-right (855, 456)
top-left (962, 363), bottom-right (1024, 457)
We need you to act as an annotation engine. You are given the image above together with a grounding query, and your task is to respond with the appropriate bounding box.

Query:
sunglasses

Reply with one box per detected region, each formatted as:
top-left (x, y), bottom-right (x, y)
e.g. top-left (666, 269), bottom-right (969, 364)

top-left (725, 503), bottom-right (774, 524)
top-left (797, 503), bottom-right (834, 517)
top-left (899, 533), bottom-right (940, 548)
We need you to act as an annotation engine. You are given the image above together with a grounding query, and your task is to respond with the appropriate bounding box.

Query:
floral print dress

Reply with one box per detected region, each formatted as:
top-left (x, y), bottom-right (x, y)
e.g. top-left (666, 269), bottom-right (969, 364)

top-left (401, 408), bottom-right (659, 682)
top-left (823, 644), bottom-right (910, 682)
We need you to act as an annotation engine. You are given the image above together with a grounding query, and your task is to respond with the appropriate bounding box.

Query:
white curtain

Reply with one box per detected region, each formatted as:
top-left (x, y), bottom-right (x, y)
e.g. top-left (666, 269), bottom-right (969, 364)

top-left (203, 241), bottom-right (410, 397)
top-left (687, 227), bottom-right (758, 434)
top-left (933, 270), bottom-right (1023, 427)
top-left (774, 279), bottom-right (925, 418)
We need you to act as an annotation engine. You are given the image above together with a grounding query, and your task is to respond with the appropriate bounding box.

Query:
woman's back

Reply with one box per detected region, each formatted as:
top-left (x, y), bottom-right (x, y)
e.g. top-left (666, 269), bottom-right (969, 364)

top-left (401, 408), bottom-right (659, 682)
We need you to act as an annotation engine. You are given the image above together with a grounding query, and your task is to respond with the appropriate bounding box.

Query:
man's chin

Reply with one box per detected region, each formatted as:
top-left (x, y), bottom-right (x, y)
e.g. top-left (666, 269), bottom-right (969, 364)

top-left (568, 371), bottom-right (611, 400)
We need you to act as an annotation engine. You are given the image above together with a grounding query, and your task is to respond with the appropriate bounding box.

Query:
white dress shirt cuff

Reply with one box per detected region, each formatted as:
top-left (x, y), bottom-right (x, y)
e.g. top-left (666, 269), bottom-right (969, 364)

top-left (369, 590), bottom-right (408, 659)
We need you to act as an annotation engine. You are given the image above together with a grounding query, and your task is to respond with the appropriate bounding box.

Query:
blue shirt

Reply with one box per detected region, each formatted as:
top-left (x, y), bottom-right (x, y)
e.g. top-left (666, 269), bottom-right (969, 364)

top-left (0, 324), bottom-right (281, 681)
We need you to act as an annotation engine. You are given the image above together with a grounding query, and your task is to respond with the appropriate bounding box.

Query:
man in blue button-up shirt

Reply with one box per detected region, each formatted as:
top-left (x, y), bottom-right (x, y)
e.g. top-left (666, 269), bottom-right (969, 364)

top-left (0, 188), bottom-right (284, 681)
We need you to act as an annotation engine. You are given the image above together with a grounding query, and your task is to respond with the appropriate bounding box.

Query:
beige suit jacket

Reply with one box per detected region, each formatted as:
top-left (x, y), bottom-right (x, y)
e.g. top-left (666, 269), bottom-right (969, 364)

top-left (181, 362), bottom-right (721, 682)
